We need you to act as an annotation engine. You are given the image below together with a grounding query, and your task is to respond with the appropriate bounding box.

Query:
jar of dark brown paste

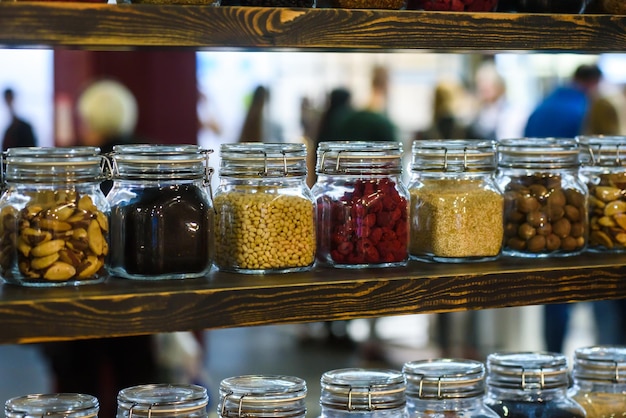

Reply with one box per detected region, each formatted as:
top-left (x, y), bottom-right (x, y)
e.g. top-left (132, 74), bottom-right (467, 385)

top-left (569, 345), bottom-right (626, 417)
top-left (108, 144), bottom-right (214, 280)
top-left (484, 352), bottom-right (586, 418)
top-left (312, 141), bottom-right (409, 268)
top-left (0, 147), bottom-right (109, 287)
top-left (408, 139), bottom-right (503, 262)
top-left (496, 138), bottom-right (588, 257)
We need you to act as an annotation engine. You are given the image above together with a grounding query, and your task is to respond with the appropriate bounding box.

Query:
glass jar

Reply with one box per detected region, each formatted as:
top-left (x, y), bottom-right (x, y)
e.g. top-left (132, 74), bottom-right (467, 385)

top-left (569, 345), bottom-right (626, 417)
top-left (5, 393), bottom-right (99, 418)
top-left (0, 147), bottom-right (109, 287)
top-left (213, 143), bottom-right (316, 274)
top-left (484, 352), bottom-right (586, 418)
top-left (320, 368), bottom-right (407, 418)
top-left (107, 144), bottom-right (214, 280)
top-left (117, 384), bottom-right (208, 418)
top-left (312, 141), bottom-right (409, 268)
top-left (403, 359), bottom-right (499, 418)
top-left (496, 138), bottom-right (588, 257)
top-left (408, 140), bottom-right (503, 263)
top-left (577, 135), bottom-right (626, 252)
top-left (218, 375), bottom-right (307, 418)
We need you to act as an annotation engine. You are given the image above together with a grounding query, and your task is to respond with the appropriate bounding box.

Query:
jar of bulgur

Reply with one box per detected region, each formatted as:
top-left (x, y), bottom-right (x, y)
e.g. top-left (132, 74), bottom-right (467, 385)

top-left (214, 143), bottom-right (316, 274)
top-left (312, 141), bottom-right (409, 268)
top-left (578, 135), bottom-right (626, 252)
top-left (117, 384), bottom-right (208, 418)
top-left (108, 144), bottom-right (214, 280)
top-left (408, 139), bottom-right (503, 263)
top-left (569, 345), bottom-right (626, 418)
top-left (496, 138), bottom-right (588, 257)
top-left (0, 147), bottom-right (109, 287)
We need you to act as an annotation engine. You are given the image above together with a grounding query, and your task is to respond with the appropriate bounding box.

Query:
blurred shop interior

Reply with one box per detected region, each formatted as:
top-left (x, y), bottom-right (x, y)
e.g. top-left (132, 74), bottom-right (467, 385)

top-left (1, 48), bottom-right (626, 416)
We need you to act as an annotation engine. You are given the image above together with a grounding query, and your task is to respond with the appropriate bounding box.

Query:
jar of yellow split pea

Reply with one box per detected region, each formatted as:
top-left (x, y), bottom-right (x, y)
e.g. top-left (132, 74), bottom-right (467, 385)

top-left (214, 143), bottom-right (316, 274)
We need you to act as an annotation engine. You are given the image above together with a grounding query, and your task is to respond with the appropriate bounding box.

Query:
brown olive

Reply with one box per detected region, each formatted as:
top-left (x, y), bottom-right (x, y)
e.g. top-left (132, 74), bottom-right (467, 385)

top-left (508, 210), bottom-right (525, 223)
top-left (507, 237), bottom-right (526, 251)
top-left (561, 235), bottom-right (578, 251)
top-left (546, 205), bottom-right (565, 222)
top-left (564, 204), bottom-right (581, 222)
top-left (527, 210), bottom-right (548, 228)
top-left (552, 218), bottom-right (572, 238)
top-left (570, 222), bottom-right (585, 238)
top-left (518, 223), bottom-right (536, 240)
top-left (536, 222), bottom-right (552, 236)
top-left (527, 235), bottom-right (547, 252)
top-left (544, 175), bottom-right (562, 190)
top-left (565, 189), bottom-right (585, 208)
top-left (504, 222), bottom-right (518, 238)
top-left (546, 234), bottom-right (561, 251)
top-left (517, 195), bottom-right (540, 213)
top-left (528, 184), bottom-right (549, 201)
top-left (547, 189), bottom-right (566, 207)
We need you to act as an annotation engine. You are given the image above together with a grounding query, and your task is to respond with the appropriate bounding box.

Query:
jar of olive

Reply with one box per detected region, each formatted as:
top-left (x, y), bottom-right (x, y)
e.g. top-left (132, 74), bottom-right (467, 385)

top-left (569, 345), bottom-right (626, 417)
top-left (408, 139), bottom-right (503, 262)
top-left (312, 141), bottom-right (409, 268)
top-left (578, 135), bottom-right (626, 252)
top-left (0, 147), bottom-right (109, 287)
top-left (496, 138), bottom-right (588, 257)
top-left (214, 143), bottom-right (316, 274)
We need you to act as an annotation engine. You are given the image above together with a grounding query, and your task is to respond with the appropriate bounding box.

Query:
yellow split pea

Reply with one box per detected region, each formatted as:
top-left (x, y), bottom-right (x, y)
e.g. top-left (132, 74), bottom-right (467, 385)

top-left (214, 191), bottom-right (315, 271)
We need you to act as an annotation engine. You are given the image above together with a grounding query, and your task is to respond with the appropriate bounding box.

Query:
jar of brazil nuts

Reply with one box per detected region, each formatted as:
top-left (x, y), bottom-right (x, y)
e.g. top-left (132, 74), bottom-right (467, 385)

top-left (214, 143), bottom-right (316, 274)
top-left (313, 141), bottom-right (409, 268)
top-left (108, 144), bottom-right (214, 280)
top-left (484, 352), bottom-right (586, 418)
top-left (578, 135), bottom-right (626, 252)
top-left (408, 139), bottom-right (503, 262)
top-left (569, 345), bottom-right (626, 417)
top-left (496, 138), bottom-right (588, 257)
top-left (218, 375), bottom-right (307, 418)
top-left (6, 393), bottom-right (99, 418)
top-left (403, 358), bottom-right (499, 418)
top-left (117, 384), bottom-right (208, 418)
top-left (0, 147), bottom-right (109, 287)
top-left (319, 368), bottom-right (407, 418)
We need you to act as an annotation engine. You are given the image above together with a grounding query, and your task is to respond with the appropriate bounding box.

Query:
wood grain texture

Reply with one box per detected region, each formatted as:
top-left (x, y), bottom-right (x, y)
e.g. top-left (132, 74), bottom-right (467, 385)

top-left (0, 4), bottom-right (625, 51)
top-left (0, 253), bottom-right (624, 344)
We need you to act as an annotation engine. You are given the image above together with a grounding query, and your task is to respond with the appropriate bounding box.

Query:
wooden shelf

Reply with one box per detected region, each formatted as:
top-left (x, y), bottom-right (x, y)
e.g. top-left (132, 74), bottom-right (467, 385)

top-left (0, 4), bottom-right (624, 51)
top-left (0, 253), bottom-right (624, 345)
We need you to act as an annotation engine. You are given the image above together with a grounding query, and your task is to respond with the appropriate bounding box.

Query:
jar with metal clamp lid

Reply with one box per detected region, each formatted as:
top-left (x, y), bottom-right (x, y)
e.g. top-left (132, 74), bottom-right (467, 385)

top-left (408, 139), bottom-right (503, 262)
top-left (484, 352), bottom-right (586, 418)
top-left (117, 384), bottom-right (208, 418)
top-left (213, 143), bottom-right (316, 274)
top-left (5, 393), bottom-right (99, 418)
top-left (0, 146), bottom-right (109, 287)
top-left (496, 138), bottom-right (588, 257)
top-left (577, 135), bottom-right (626, 252)
top-left (312, 141), bottom-right (409, 268)
top-left (218, 375), bottom-right (307, 418)
top-left (107, 144), bottom-right (214, 280)
top-left (402, 358), bottom-right (499, 418)
top-left (569, 345), bottom-right (626, 417)
top-left (319, 368), bottom-right (407, 418)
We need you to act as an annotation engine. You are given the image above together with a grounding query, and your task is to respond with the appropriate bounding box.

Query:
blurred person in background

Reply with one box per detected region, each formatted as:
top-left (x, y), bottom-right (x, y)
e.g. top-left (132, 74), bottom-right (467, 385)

top-left (417, 79), bottom-right (471, 140)
top-left (238, 85), bottom-right (283, 143)
top-left (2, 87), bottom-right (37, 151)
top-left (336, 66), bottom-right (397, 142)
top-left (523, 63), bottom-right (607, 353)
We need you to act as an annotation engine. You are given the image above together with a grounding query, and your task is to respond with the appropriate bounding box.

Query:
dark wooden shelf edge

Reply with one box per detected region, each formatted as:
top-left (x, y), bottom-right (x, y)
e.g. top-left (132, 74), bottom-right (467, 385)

top-left (0, 253), bottom-right (623, 344)
top-left (0, 4), bottom-right (624, 51)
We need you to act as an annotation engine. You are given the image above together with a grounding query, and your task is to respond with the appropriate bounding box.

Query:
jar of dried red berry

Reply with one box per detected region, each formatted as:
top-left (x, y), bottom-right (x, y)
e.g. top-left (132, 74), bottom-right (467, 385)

top-left (312, 141), bottom-right (409, 268)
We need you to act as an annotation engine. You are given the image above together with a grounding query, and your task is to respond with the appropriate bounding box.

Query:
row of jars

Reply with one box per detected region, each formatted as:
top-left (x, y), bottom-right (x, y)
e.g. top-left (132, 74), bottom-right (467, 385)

top-left (6, 345), bottom-right (626, 418)
top-left (0, 136), bottom-right (621, 286)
